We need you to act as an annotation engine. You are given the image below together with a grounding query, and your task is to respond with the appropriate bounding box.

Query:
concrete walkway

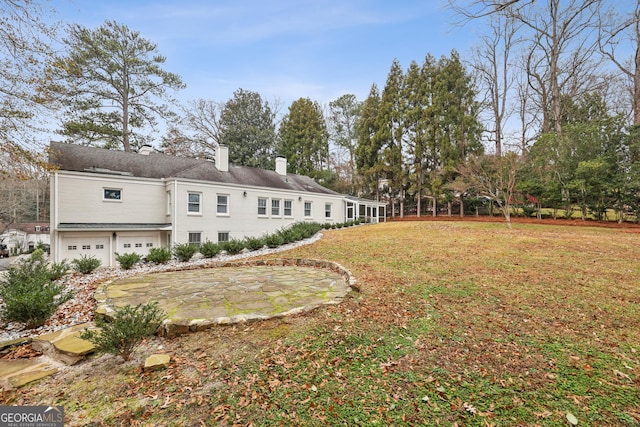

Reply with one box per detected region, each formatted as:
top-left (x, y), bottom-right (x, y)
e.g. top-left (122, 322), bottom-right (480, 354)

top-left (95, 258), bottom-right (355, 337)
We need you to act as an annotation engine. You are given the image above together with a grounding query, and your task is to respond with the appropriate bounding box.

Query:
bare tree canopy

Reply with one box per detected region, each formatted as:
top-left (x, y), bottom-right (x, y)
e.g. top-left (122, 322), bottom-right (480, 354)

top-left (162, 98), bottom-right (222, 159)
top-left (450, 0), bottom-right (608, 138)
top-left (599, 0), bottom-right (640, 124)
top-left (0, 0), bottom-right (55, 163)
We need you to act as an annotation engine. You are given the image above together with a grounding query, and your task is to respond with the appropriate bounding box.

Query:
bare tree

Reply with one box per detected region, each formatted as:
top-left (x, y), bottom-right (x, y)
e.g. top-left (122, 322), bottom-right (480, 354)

top-left (599, 1), bottom-right (640, 125)
top-left (0, 0), bottom-right (55, 163)
top-left (162, 99), bottom-right (222, 159)
top-left (458, 152), bottom-right (520, 228)
top-left (449, 0), bottom-right (606, 136)
top-left (469, 13), bottom-right (520, 155)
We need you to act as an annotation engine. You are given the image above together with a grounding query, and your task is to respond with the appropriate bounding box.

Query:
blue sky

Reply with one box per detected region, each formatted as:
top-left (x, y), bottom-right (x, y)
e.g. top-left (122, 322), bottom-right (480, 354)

top-left (50, 0), bottom-right (478, 109)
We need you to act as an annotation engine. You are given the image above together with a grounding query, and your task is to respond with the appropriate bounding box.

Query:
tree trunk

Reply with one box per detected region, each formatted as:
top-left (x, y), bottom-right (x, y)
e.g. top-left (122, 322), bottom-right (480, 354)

top-left (635, 29), bottom-right (640, 125)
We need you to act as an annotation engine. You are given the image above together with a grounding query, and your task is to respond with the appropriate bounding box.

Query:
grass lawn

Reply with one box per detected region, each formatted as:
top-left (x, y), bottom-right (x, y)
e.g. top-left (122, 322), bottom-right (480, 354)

top-left (2, 221), bottom-right (639, 426)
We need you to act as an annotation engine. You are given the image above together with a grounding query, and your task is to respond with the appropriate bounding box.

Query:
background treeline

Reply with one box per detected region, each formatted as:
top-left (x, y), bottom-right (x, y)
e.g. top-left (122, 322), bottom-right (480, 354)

top-left (2, 0), bottom-right (640, 228)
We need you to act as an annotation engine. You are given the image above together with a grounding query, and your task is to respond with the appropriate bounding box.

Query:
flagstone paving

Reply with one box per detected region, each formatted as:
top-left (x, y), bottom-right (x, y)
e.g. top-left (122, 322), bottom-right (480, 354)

top-left (0, 258), bottom-right (356, 387)
top-left (95, 259), bottom-right (355, 337)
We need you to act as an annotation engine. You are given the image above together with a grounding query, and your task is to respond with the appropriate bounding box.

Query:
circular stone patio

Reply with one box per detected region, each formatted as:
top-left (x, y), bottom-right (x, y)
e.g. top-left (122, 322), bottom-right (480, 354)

top-left (94, 259), bottom-right (356, 336)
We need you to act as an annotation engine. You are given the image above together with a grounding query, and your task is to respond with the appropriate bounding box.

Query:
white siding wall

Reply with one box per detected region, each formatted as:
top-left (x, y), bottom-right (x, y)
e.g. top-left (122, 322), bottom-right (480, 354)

top-left (172, 180), bottom-right (345, 244)
top-left (51, 171), bottom-right (348, 263)
top-left (55, 173), bottom-right (166, 224)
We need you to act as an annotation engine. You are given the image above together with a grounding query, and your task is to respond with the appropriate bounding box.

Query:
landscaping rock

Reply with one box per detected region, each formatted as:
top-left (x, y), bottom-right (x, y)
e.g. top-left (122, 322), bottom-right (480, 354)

top-left (32, 323), bottom-right (95, 365)
top-left (0, 358), bottom-right (57, 389)
top-left (144, 354), bottom-right (171, 371)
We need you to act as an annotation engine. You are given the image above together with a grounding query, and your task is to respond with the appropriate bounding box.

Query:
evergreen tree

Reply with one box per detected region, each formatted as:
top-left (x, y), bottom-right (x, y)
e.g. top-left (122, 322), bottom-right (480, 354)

top-left (355, 84), bottom-right (383, 199)
top-left (278, 98), bottom-right (328, 178)
top-left (219, 89), bottom-right (276, 169)
top-left (374, 59), bottom-right (405, 215)
top-left (45, 20), bottom-right (185, 152)
top-left (328, 94), bottom-right (362, 194)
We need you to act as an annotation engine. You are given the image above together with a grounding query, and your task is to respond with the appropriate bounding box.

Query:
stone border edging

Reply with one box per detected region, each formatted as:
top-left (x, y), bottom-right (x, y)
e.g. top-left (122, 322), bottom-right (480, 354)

top-left (94, 258), bottom-right (358, 337)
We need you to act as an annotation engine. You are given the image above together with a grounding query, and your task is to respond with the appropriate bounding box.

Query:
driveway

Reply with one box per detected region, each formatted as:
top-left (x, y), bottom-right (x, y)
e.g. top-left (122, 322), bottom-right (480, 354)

top-left (0, 256), bottom-right (12, 271)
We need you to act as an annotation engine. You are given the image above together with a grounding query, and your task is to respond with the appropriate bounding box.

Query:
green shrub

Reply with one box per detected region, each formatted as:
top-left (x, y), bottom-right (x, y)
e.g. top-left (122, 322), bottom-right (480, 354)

top-left (279, 227), bottom-right (303, 244)
top-left (172, 243), bottom-right (198, 262)
top-left (71, 255), bottom-right (101, 274)
top-left (521, 205), bottom-right (537, 217)
top-left (146, 247), bottom-right (172, 264)
top-left (80, 302), bottom-right (165, 361)
top-left (244, 237), bottom-right (265, 251)
top-left (220, 239), bottom-right (245, 255)
top-left (0, 252), bottom-right (74, 328)
top-left (264, 233), bottom-right (285, 248)
top-left (300, 222), bottom-right (323, 237)
top-left (49, 261), bottom-right (70, 281)
top-left (115, 252), bottom-right (141, 270)
top-left (199, 240), bottom-right (221, 258)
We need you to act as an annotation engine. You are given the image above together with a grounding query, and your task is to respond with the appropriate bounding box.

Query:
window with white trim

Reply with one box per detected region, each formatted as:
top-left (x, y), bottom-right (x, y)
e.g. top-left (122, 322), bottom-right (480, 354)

top-left (82, 245), bottom-right (90, 250)
top-left (218, 232), bottom-right (230, 242)
top-left (284, 200), bottom-right (293, 216)
top-left (103, 188), bottom-right (122, 201)
top-left (271, 199), bottom-right (281, 216)
top-left (123, 243), bottom-right (131, 248)
top-left (217, 194), bottom-right (229, 214)
top-left (188, 232), bottom-right (202, 246)
top-left (96, 244), bottom-right (104, 249)
top-left (325, 203), bottom-right (332, 219)
top-left (146, 243), bottom-right (153, 248)
top-left (258, 197), bottom-right (267, 216)
top-left (188, 192), bottom-right (201, 214)
top-left (67, 245), bottom-right (77, 250)
top-left (304, 201), bottom-right (312, 217)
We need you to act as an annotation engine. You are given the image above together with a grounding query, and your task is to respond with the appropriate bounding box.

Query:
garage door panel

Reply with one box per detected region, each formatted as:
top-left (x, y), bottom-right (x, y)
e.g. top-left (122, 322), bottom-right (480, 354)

top-left (60, 236), bottom-right (109, 266)
top-left (118, 236), bottom-right (158, 258)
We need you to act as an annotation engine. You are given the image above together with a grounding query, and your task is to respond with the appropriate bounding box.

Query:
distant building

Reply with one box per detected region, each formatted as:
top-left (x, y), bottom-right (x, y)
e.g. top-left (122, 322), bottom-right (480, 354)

top-left (0, 223), bottom-right (50, 255)
top-left (49, 142), bottom-right (386, 267)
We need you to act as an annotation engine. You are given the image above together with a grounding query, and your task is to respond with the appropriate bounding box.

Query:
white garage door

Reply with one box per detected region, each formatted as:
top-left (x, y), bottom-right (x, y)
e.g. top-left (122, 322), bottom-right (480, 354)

top-left (118, 235), bottom-right (157, 258)
top-left (60, 236), bottom-right (110, 266)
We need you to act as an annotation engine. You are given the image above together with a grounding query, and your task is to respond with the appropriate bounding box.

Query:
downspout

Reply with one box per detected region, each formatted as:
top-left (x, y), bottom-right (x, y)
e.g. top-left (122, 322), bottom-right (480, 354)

top-left (53, 172), bottom-right (59, 263)
top-left (172, 179), bottom-right (178, 247)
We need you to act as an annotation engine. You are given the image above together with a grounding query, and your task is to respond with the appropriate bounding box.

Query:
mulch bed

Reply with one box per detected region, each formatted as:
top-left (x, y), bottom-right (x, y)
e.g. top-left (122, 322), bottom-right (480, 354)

top-left (389, 214), bottom-right (640, 230)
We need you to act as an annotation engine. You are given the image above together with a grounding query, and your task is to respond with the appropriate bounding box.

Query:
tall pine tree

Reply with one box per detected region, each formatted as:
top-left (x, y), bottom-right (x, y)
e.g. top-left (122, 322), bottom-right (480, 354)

top-left (356, 84), bottom-right (383, 199)
top-left (278, 98), bottom-right (328, 178)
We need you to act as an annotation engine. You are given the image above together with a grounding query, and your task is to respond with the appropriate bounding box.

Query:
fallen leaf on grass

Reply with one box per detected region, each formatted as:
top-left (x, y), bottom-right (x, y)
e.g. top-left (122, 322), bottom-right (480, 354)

top-left (613, 369), bottom-right (631, 380)
top-left (566, 412), bottom-right (578, 425)
top-left (463, 402), bottom-right (476, 415)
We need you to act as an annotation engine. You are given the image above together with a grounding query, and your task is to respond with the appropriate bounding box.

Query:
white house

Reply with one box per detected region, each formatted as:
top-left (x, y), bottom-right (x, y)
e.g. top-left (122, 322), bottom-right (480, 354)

top-left (49, 142), bottom-right (386, 267)
top-left (0, 223), bottom-right (50, 255)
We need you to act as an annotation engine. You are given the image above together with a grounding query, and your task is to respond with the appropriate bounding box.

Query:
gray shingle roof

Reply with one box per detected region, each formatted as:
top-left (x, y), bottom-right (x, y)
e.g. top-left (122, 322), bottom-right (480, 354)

top-left (49, 142), bottom-right (340, 196)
